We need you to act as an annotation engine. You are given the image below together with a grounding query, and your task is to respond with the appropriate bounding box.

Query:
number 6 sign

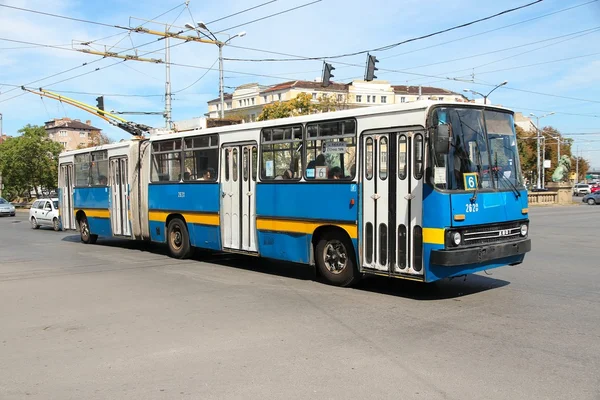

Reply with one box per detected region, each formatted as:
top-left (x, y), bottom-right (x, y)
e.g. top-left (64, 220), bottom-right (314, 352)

top-left (463, 173), bottom-right (478, 191)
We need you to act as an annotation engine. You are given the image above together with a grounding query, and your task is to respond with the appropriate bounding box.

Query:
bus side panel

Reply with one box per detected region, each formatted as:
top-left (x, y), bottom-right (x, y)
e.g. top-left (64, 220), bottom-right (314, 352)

top-left (147, 183), bottom-right (221, 249)
top-left (74, 187), bottom-right (111, 237)
top-left (256, 232), bottom-right (311, 264)
top-left (256, 183), bottom-right (359, 264)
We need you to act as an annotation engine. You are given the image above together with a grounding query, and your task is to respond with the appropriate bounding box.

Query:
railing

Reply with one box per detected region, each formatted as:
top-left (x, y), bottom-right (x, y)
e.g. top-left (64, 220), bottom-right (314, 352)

top-left (528, 191), bottom-right (558, 204)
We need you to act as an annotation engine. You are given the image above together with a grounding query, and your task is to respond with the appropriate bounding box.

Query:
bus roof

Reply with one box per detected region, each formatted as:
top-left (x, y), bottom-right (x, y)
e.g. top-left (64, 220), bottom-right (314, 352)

top-left (154, 100), bottom-right (513, 141)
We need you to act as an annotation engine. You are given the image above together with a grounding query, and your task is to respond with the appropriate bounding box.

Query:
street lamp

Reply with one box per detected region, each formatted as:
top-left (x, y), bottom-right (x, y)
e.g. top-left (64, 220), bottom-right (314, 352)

top-left (530, 112), bottom-right (555, 189)
top-left (463, 81), bottom-right (508, 105)
top-left (186, 22), bottom-right (246, 119)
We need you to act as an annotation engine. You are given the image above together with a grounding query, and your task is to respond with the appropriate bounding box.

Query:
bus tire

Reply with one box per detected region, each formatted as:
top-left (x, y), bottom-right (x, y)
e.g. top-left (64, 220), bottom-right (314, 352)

top-left (167, 218), bottom-right (192, 259)
top-left (315, 232), bottom-right (358, 287)
top-left (79, 216), bottom-right (97, 244)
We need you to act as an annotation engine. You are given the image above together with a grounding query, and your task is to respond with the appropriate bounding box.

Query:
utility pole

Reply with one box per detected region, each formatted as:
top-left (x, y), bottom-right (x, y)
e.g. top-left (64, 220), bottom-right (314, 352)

top-left (575, 145), bottom-right (579, 183)
top-left (0, 112), bottom-right (3, 199)
top-left (530, 112), bottom-right (555, 189)
top-left (185, 22), bottom-right (245, 119)
top-left (542, 136), bottom-right (546, 188)
top-left (165, 35), bottom-right (172, 129)
top-left (218, 43), bottom-right (224, 118)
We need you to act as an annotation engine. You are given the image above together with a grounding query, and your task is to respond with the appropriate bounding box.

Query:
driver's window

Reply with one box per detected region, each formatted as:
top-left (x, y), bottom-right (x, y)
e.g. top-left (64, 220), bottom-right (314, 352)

top-left (44, 202), bottom-right (51, 210)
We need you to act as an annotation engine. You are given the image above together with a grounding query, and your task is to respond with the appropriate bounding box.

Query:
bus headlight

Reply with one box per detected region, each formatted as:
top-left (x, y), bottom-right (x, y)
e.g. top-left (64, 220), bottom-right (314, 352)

top-left (452, 231), bottom-right (462, 246)
top-left (520, 224), bottom-right (528, 237)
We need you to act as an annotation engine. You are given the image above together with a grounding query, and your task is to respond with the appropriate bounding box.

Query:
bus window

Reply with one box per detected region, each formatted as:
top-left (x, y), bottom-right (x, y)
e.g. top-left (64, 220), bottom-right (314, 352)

top-left (151, 139), bottom-right (182, 182)
top-left (260, 125), bottom-right (302, 180)
top-left (183, 134), bottom-right (218, 181)
top-left (379, 137), bottom-right (388, 180)
top-left (365, 137), bottom-right (373, 180)
top-left (74, 153), bottom-right (90, 187)
top-left (398, 135), bottom-right (407, 180)
top-left (414, 133), bottom-right (424, 180)
top-left (251, 146), bottom-right (258, 181)
top-left (90, 151), bottom-right (108, 186)
top-left (305, 119), bottom-right (356, 180)
top-left (243, 147), bottom-right (249, 182)
top-left (232, 148), bottom-right (238, 182)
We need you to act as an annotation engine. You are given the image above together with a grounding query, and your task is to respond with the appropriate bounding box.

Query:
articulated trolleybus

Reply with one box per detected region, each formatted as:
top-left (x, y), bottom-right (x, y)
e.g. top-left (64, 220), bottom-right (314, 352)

top-left (58, 100), bottom-right (531, 286)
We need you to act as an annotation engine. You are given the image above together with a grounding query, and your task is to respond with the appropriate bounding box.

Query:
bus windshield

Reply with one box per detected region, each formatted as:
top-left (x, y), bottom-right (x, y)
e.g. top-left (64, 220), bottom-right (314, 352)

top-left (431, 107), bottom-right (523, 191)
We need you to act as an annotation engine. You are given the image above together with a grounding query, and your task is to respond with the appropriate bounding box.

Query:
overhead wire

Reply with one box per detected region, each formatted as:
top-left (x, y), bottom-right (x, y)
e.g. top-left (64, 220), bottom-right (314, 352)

top-left (224, 0), bottom-right (544, 61)
top-left (173, 58), bottom-right (219, 94)
top-left (216, 0), bottom-right (322, 33)
top-left (206, 0), bottom-right (278, 25)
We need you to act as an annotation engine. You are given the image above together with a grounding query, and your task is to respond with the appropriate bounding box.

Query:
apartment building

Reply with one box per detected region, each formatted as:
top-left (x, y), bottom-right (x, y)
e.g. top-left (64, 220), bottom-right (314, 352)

top-left (206, 80), bottom-right (467, 122)
top-left (44, 118), bottom-right (102, 151)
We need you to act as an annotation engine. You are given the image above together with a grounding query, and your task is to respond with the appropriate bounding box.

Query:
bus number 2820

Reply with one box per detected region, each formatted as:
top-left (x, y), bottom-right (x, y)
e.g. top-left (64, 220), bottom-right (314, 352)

top-left (466, 203), bottom-right (479, 213)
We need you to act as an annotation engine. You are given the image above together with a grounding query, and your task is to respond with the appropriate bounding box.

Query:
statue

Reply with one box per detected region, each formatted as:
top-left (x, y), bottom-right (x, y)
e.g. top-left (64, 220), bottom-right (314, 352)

top-left (551, 155), bottom-right (571, 182)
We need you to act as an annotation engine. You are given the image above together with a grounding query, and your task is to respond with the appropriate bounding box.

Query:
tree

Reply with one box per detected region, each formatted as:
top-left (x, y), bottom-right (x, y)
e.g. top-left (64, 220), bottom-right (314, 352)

top-left (77, 130), bottom-right (113, 149)
top-left (0, 125), bottom-right (63, 200)
top-left (257, 100), bottom-right (293, 121)
top-left (257, 92), bottom-right (349, 121)
top-left (515, 124), bottom-right (589, 185)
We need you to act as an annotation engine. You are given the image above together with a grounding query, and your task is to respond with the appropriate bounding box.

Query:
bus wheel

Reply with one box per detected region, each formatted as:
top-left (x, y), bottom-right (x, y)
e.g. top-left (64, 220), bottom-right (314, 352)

top-left (167, 218), bottom-right (192, 259)
top-left (79, 217), bottom-right (97, 244)
top-left (316, 233), bottom-right (358, 287)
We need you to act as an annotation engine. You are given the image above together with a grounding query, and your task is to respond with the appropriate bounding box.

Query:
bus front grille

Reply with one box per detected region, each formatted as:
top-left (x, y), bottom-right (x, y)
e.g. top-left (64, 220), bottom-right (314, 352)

top-left (462, 221), bottom-right (523, 246)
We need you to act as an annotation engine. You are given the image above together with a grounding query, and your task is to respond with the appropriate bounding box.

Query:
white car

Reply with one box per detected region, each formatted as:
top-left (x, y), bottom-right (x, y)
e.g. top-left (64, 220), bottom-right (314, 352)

top-left (0, 197), bottom-right (16, 217)
top-left (29, 198), bottom-right (60, 231)
top-left (573, 183), bottom-right (591, 196)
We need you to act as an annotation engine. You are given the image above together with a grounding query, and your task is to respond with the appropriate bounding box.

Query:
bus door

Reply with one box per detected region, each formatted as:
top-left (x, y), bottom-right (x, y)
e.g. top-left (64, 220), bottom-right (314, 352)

top-left (361, 130), bottom-right (425, 276)
top-left (221, 143), bottom-right (258, 252)
top-left (59, 163), bottom-right (76, 230)
top-left (109, 157), bottom-right (131, 236)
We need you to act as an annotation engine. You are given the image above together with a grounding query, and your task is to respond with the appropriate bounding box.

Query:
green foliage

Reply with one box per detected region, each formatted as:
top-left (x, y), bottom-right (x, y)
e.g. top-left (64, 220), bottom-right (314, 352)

top-left (515, 124), bottom-right (590, 185)
top-left (77, 131), bottom-right (113, 149)
top-left (257, 101), bottom-right (294, 121)
top-left (0, 125), bottom-right (63, 200)
top-left (257, 92), bottom-right (347, 121)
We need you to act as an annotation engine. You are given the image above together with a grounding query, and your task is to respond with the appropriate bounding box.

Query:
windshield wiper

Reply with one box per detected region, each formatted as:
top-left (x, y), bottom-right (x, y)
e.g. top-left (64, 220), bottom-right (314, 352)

top-left (495, 169), bottom-right (521, 199)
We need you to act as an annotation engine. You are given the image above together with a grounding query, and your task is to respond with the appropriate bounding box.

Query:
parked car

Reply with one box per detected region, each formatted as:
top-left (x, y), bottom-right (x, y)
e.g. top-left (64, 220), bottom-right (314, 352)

top-left (573, 183), bottom-right (591, 196)
top-left (0, 197), bottom-right (16, 217)
top-left (29, 198), bottom-right (60, 231)
top-left (591, 185), bottom-right (600, 194)
top-left (582, 192), bottom-right (600, 205)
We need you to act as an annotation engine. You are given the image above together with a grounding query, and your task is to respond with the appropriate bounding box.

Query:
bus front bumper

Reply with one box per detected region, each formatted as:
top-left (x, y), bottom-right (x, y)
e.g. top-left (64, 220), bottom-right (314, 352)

top-left (430, 238), bottom-right (531, 267)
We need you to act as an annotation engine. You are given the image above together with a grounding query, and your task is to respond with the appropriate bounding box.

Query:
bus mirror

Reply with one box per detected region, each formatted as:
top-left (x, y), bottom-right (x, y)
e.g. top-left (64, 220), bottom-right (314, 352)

top-left (434, 124), bottom-right (451, 155)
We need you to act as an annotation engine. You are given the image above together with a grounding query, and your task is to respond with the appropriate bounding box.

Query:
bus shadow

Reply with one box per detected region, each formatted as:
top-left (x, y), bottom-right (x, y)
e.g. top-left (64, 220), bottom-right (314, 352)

top-left (352, 274), bottom-right (510, 300)
top-left (61, 235), bottom-right (509, 299)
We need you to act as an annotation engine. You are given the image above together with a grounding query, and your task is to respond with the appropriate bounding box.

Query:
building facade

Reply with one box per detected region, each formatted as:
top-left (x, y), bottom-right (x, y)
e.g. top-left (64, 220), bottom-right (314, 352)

top-left (44, 118), bottom-right (102, 151)
top-left (206, 80), bottom-right (468, 122)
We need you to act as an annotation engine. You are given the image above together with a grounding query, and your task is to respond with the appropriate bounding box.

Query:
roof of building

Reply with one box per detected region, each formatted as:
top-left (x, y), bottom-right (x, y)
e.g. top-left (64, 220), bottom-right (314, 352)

top-left (261, 80), bottom-right (349, 94)
top-left (392, 85), bottom-right (461, 96)
top-left (44, 118), bottom-right (101, 131)
top-left (207, 93), bottom-right (234, 103)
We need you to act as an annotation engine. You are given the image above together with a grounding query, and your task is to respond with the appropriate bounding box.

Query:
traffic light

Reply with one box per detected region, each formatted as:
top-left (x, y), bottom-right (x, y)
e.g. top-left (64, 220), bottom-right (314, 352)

top-left (96, 96), bottom-right (105, 115)
top-left (322, 62), bottom-right (335, 87)
top-left (365, 54), bottom-right (378, 81)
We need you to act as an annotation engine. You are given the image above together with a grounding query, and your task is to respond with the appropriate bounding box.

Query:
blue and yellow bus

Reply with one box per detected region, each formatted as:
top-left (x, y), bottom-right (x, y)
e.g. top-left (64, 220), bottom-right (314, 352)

top-left (58, 100), bottom-right (531, 286)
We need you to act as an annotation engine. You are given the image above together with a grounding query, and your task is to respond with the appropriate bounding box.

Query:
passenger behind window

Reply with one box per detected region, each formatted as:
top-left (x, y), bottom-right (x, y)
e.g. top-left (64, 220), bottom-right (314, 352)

top-left (329, 167), bottom-right (343, 180)
top-left (282, 169), bottom-right (293, 179)
top-left (98, 175), bottom-right (107, 185)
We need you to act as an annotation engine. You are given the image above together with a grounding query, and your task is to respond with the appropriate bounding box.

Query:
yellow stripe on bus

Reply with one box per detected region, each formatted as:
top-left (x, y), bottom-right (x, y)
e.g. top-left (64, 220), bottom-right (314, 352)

top-left (80, 209), bottom-right (110, 219)
top-left (422, 228), bottom-right (445, 245)
top-left (256, 218), bottom-right (358, 239)
top-left (148, 211), bottom-right (220, 226)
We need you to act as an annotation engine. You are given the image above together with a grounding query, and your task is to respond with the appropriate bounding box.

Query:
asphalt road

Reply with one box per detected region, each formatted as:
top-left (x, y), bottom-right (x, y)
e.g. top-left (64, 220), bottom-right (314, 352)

top-left (1, 206), bottom-right (599, 400)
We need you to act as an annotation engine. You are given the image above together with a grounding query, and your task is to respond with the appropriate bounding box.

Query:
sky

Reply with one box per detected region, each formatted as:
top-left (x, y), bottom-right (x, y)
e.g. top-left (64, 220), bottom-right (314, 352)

top-left (1, 0), bottom-right (600, 168)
